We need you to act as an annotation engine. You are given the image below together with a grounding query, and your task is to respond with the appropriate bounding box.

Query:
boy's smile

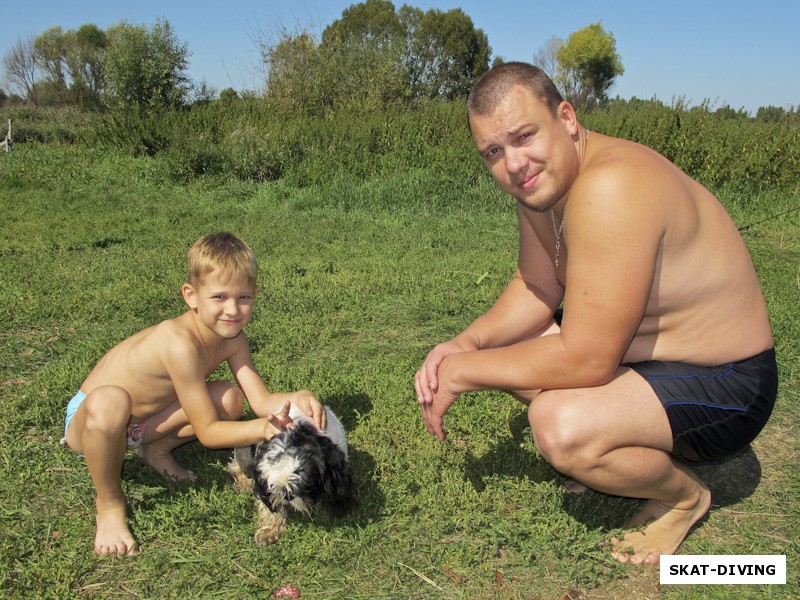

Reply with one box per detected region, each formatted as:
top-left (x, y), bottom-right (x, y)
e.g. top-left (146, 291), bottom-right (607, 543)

top-left (183, 271), bottom-right (258, 339)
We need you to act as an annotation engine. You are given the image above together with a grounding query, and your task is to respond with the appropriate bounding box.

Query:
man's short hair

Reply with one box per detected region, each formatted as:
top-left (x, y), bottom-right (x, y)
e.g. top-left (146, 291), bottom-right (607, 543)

top-left (468, 61), bottom-right (564, 118)
top-left (187, 232), bottom-right (257, 286)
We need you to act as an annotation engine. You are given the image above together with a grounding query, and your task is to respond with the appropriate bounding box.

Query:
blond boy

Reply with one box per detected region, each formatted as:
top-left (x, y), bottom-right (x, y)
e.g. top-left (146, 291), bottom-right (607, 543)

top-left (63, 232), bottom-right (326, 557)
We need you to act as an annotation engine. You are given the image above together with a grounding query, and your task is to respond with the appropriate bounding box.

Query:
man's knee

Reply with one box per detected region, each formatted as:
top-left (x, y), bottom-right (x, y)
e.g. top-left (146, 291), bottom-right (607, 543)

top-left (528, 393), bottom-right (587, 472)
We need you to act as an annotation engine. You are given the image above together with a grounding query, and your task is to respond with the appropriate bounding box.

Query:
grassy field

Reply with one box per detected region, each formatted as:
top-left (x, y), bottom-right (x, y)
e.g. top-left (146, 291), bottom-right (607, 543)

top-left (1, 143), bottom-right (798, 599)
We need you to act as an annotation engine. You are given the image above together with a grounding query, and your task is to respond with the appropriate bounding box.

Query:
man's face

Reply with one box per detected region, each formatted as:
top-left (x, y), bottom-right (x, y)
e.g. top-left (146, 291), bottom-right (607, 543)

top-left (469, 85), bottom-right (579, 211)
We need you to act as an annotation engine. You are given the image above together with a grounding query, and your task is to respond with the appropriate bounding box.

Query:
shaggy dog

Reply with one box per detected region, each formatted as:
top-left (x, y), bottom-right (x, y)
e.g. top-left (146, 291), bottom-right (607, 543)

top-left (228, 405), bottom-right (356, 544)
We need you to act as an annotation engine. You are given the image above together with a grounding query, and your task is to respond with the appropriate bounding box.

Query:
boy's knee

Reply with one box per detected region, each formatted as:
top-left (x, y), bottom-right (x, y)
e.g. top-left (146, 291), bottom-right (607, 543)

top-left (84, 387), bottom-right (132, 432)
top-left (218, 385), bottom-right (244, 421)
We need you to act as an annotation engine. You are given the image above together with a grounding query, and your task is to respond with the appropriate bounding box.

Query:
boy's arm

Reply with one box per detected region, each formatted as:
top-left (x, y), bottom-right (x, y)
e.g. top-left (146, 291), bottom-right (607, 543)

top-left (227, 335), bottom-right (327, 430)
top-left (164, 338), bottom-right (286, 448)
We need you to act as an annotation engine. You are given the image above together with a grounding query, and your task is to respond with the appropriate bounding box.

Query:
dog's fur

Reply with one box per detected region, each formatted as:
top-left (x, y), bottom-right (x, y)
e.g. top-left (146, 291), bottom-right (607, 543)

top-left (228, 406), bottom-right (356, 545)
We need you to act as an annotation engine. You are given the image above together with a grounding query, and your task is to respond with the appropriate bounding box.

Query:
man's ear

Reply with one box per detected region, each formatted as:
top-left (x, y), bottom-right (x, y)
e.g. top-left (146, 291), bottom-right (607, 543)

top-left (558, 100), bottom-right (580, 137)
top-left (182, 283), bottom-right (198, 309)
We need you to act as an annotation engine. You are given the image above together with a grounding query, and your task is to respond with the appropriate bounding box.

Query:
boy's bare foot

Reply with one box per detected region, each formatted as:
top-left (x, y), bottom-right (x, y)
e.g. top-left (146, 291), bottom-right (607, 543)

top-left (611, 485), bottom-right (712, 565)
top-left (138, 445), bottom-right (196, 481)
top-left (95, 504), bottom-right (139, 557)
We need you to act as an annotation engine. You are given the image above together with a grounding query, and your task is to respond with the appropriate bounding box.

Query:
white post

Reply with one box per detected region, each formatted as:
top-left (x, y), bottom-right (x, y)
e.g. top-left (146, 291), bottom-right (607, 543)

top-left (1, 119), bottom-right (10, 152)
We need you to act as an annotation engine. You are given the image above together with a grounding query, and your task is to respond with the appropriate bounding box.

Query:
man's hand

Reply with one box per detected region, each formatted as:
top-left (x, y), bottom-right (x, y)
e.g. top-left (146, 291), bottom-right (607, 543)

top-left (415, 338), bottom-right (475, 405)
top-left (418, 356), bottom-right (462, 441)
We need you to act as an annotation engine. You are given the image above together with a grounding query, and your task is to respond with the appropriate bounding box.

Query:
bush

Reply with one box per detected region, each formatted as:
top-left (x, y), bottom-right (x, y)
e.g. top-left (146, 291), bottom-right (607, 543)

top-left (583, 98), bottom-right (800, 192)
top-left (6, 95), bottom-right (799, 195)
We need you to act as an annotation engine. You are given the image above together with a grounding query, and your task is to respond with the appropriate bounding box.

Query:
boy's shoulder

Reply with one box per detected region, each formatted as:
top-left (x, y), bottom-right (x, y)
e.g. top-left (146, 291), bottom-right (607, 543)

top-left (141, 313), bottom-right (206, 361)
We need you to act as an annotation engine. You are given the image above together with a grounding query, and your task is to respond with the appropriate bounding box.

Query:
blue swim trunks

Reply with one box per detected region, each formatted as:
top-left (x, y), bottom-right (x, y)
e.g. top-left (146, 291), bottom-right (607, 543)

top-left (627, 348), bottom-right (778, 463)
top-left (62, 390), bottom-right (147, 448)
top-left (63, 390), bottom-right (86, 438)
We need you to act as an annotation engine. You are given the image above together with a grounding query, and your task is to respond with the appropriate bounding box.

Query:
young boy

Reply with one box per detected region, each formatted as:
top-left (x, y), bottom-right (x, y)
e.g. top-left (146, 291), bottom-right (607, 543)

top-left (62, 232), bottom-right (326, 557)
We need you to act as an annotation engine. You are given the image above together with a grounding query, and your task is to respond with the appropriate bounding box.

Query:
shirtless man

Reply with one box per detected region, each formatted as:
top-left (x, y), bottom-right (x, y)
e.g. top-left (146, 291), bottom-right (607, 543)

top-left (414, 62), bottom-right (777, 565)
top-left (63, 232), bottom-right (326, 557)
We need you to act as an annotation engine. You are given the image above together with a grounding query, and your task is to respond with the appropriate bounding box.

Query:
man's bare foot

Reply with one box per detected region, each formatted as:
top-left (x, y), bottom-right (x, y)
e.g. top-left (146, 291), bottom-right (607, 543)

top-left (95, 504), bottom-right (138, 557)
top-left (611, 485), bottom-right (712, 565)
top-left (138, 445), bottom-right (196, 481)
top-left (562, 478), bottom-right (587, 494)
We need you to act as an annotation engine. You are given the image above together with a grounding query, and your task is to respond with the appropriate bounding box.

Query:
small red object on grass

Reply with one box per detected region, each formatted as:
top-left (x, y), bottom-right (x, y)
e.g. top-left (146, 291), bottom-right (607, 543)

top-left (273, 585), bottom-right (300, 598)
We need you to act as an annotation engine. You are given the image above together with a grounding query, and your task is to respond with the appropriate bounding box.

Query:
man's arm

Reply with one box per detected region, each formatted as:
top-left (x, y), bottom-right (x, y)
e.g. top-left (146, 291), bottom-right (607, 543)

top-left (460, 177), bottom-right (660, 390)
top-left (423, 169), bottom-right (665, 438)
top-left (415, 203), bottom-right (563, 404)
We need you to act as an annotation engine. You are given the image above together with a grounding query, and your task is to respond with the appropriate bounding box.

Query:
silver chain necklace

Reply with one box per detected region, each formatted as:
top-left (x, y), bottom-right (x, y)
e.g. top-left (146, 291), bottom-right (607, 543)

top-left (549, 129), bottom-right (589, 269)
top-left (550, 204), bottom-right (566, 268)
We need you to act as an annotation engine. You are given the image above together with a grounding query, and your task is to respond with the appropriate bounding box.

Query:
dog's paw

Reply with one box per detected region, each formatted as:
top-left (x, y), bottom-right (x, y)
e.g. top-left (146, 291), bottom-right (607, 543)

top-left (254, 527), bottom-right (283, 545)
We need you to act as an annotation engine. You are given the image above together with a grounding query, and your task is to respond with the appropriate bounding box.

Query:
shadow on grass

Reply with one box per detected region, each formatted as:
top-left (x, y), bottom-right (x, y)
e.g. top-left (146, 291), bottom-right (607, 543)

top-left (119, 390), bottom-right (384, 534)
top-left (462, 409), bottom-right (560, 491)
top-left (562, 445), bottom-right (764, 533)
top-left (457, 404), bottom-right (763, 534)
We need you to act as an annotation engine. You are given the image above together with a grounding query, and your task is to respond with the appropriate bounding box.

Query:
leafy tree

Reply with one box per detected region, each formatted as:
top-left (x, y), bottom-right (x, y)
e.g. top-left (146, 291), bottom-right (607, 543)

top-left (65, 24), bottom-right (108, 110)
top-left (555, 22), bottom-right (623, 111)
top-left (318, 0), bottom-right (407, 110)
top-left (259, 1), bottom-right (491, 113)
top-left (323, 0), bottom-right (404, 49)
top-left (103, 18), bottom-right (190, 111)
top-left (33, 26), bottom-right (70, 105)
top-left (399, 5), bottom-right (490, 99)
top-left (714, 104), bottom-right (748, 120)
top-left (756, 105), bottom-right (786, 122)
top-left (261, 29), bottom-right (320, 113)
top-left (219, 87), bottom-right (239, 103)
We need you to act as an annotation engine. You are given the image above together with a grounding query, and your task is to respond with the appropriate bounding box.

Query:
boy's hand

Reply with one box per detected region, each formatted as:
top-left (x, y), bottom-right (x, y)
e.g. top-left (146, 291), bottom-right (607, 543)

top-left (267, 400), bottom-right (293, 431)
top-left (290, 390), bottom-right (327, 430)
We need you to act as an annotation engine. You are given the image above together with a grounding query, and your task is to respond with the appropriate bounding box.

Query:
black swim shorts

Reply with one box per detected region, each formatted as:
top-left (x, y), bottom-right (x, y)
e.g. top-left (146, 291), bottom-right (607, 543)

top-left (626, 348), bottom-right (778, 463)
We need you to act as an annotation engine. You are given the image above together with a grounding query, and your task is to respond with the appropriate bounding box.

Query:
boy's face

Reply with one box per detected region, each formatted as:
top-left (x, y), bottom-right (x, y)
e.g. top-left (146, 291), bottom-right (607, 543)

top-left (182, 270), bottom-right (258, 339)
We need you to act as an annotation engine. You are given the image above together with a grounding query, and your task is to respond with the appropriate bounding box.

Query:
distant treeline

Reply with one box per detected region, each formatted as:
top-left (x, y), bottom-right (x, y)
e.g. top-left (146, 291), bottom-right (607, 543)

top-left (3, 94), bottom-right (797, 195)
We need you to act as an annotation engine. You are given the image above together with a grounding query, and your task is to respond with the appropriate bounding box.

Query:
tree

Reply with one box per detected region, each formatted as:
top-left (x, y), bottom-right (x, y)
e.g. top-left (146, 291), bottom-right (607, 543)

top-left (318, 0), bottom-right (407, 110)
top-left (3, 36), bottom-right (38, 103)
top-left (756, 105), bottom-right (786, 122)
top-left (103, 18), bottom-right (190, 111)
top-left (555, 22), bottom-right (623, 112)
top-left (33, 26), bottom-right (69, 105)
top-left (261, 29), bottom-right (320, 113)
top-left (65, 24), bottom-right (108, 110)
top-left (258, 1), bottom-right (491, 113)
top-left (399, 5), bottom-right (490, 99)
top-left (532, 35), bottom-right (563, 79)
top-left (323, 0), bottom-right (404, 49)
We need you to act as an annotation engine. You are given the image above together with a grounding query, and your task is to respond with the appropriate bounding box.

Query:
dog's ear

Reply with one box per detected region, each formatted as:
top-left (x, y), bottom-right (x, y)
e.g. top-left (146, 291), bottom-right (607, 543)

top-left (233, 445), bottom-right (257, 478)
top-left (321, 445), bottom-right (358, 517)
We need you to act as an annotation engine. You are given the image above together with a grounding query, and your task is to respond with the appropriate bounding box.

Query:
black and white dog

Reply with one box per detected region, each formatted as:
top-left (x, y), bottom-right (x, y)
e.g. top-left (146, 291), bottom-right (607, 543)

top-left (228, 405), bottom-right (357, 544)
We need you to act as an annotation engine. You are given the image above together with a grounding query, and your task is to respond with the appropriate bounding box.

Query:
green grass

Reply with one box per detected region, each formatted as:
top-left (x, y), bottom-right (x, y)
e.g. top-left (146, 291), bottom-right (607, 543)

top-left (1, 144), bottom-right (798, 598)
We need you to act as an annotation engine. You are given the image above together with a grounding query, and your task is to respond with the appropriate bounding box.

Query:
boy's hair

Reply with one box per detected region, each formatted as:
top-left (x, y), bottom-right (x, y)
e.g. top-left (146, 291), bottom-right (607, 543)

top-left (468, 61), bottom-right (564, 120)
top-left (187, 232), bottom-right (258, 286)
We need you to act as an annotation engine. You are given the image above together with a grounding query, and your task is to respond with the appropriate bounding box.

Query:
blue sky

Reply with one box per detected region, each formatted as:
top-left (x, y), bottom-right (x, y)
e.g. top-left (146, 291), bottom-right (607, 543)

top-left (4, 1), bottom-right (799, 114)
